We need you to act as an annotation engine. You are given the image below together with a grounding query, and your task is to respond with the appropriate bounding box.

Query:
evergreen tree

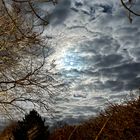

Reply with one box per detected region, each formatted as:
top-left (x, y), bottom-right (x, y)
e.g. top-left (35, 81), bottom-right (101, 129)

top-left (13, 110), bottom-right (50, 140)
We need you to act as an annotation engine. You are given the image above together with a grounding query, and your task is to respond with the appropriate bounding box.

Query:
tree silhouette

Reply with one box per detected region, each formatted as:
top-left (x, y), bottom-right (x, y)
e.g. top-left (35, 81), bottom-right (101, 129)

top-left (13, 110), bottom-right (50, 140)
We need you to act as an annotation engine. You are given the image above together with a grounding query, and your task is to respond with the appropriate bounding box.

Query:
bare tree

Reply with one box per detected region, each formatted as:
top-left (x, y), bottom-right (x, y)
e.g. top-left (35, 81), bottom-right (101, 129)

top-left (121, 0), bottom-right (140, 23)
top-left (0, 0), bottom-right (64, 119)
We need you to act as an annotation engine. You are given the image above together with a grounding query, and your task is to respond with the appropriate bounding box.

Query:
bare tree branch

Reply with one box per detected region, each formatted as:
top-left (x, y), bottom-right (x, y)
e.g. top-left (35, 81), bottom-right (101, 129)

top-left (0, 0), bottom-right (65, 118)
top-left (121, 0), bottom-right (140, 16)
top-left (121, 0), bottom-right (140, 22)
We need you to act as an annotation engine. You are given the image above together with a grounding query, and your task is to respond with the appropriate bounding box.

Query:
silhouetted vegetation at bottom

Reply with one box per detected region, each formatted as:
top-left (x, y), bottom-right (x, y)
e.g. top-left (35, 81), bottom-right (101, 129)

top-left (0, 96), bottom-right (140, 140)
top-left (13, 110), bottom-right (50, 140)
top-left (0, 110), bottom-right (50, 140)
top-left (49, 96), bottom-right (140, 140)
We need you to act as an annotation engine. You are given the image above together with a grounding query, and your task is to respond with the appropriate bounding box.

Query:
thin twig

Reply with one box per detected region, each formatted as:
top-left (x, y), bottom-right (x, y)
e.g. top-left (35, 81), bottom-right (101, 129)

top-left (120, 0), bottom-right (140, 16)
top-left (68, 125), bottom-right (78, 140)
top-left (95, 116), bottom-right (111, 140)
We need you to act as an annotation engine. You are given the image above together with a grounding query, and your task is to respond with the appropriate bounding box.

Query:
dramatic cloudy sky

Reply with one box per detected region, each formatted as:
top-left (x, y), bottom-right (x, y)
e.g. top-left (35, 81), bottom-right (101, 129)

top-left (41, 0), bottom-right (140, 122)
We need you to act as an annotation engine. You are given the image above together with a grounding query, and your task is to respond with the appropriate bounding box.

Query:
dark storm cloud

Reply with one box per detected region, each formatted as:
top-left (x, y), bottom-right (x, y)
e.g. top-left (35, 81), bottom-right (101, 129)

top-left (102, 80), bottom-right (124, 92)
top-left (124, 77), bottom-right (140, 90)
top-left (79, 36), bottom-right (120, 54)
top-left (47, 0), bottom-right (71, 25)
top-left (116, 72), bottom-right (137, 81)
top-left (99, 4), bottom-right (112, 13)
top-left (95, 54), bottom-right (123, 68)
top-left (130, 47), bottom-right (140, 61)
top-left (88, 4), bottom-right (113, 16)
top-left (70, 1), bottom-right (84, 13)
top-left (115, 27), bottom-right (138, 36)
top-left (71, 7), bottom-right (79, 13)
top-left (79, 79), bottom-right (124, 92)
top-left (75, 1), bottom-right (83, 7)
top-left (102, 63), bottom-right (140, 75)
top-left (95, 62), bottom-right (140, 91)
top-left (71, 106), bottom-right (101, 114)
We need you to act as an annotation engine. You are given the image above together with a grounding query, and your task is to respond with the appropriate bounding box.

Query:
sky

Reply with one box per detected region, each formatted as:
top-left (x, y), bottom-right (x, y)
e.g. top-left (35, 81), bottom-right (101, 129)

top-left (40, 0), bottom-right (140, 122)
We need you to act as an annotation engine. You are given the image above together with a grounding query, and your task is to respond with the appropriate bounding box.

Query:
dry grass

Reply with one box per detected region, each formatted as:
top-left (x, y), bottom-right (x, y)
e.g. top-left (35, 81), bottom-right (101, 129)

top-left (49, 96), bottom-right (140, 140)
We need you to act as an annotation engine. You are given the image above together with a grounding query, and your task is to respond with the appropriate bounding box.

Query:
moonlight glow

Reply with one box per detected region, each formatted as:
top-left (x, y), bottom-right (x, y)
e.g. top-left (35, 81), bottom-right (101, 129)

top-left (58, 51), bottom-right (84, 71)
top-left (53, 35), bottom-right (90, 71)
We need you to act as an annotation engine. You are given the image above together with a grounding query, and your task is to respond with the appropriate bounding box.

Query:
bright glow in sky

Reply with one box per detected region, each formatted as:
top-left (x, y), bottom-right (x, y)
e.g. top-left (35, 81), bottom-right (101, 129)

top-left (44, 0), bottom-right (140, 121)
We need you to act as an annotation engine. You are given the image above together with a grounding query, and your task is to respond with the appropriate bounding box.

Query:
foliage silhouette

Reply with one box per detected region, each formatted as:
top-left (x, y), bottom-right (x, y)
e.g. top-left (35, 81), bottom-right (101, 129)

top-left (12, 110), bottom-right (50, 140)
